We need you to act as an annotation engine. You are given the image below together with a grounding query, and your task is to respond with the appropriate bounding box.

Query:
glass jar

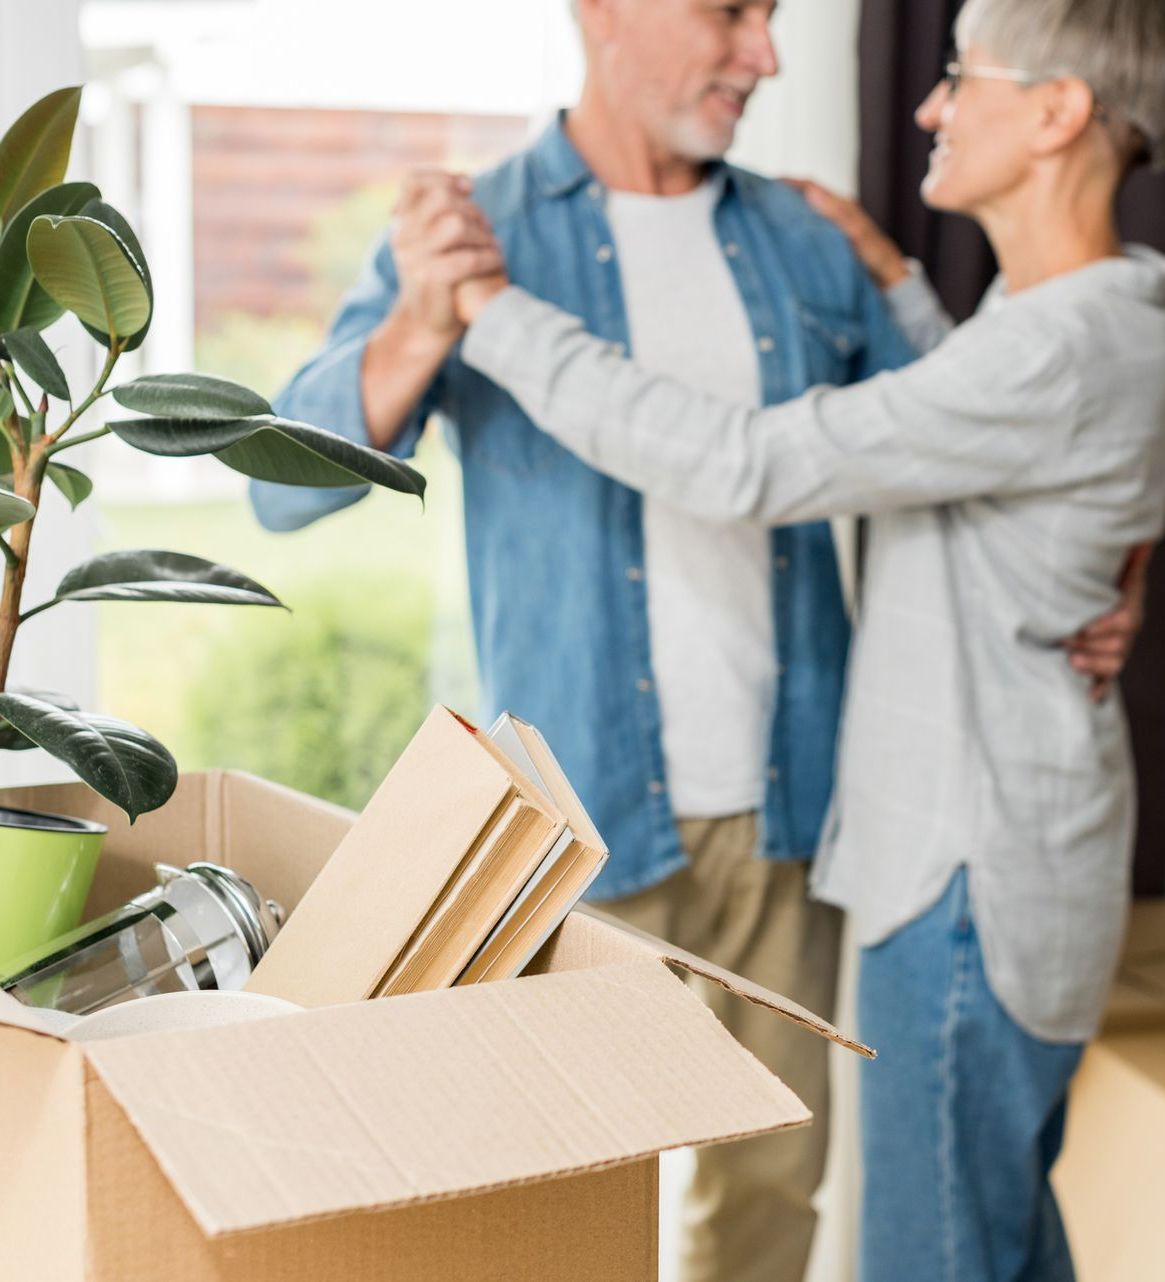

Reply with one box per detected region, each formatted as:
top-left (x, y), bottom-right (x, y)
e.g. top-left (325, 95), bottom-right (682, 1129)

top-left (0, 862), bottom-right (284, 1015)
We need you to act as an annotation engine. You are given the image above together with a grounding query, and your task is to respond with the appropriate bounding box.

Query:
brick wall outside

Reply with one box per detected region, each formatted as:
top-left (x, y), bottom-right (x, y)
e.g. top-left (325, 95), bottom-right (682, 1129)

top-left (191, 105), bottom-right (530, 331)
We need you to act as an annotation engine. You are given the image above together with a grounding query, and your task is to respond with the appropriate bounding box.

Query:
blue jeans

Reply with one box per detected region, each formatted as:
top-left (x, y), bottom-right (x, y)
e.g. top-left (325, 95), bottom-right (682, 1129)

top-left (858, 869), bottom-right (1084, 1282)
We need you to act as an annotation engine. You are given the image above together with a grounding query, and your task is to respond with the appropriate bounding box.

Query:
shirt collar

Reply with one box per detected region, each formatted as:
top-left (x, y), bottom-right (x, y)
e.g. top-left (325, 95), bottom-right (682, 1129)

top-left (530, 110), bottom-right (738, 201)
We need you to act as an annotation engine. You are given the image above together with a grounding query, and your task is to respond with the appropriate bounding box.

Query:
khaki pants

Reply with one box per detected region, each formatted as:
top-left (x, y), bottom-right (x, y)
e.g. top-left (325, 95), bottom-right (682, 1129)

top-left (603, 814), bottom-right (842, 1282)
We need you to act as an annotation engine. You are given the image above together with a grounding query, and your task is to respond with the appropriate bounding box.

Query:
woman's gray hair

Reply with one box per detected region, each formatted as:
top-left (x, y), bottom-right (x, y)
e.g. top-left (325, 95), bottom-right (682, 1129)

top-left (955, 0), bottom-right (1165, 168)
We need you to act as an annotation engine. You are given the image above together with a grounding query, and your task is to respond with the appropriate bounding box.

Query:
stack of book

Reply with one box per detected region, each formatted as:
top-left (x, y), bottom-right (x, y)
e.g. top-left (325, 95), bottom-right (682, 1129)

top-left (247, 706), bottom-right (608, 1007)
top-left (453, 713), bottom-right (608, 987)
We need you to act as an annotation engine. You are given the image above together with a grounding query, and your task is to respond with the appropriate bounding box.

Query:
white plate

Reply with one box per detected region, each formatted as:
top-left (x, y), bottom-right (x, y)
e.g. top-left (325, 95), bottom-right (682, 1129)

top-left (67, 989), bottom-right (301, 1042)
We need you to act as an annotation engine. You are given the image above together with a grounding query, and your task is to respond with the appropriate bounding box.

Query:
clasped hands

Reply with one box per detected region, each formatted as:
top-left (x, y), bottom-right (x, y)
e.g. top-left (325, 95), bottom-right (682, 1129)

top-left (389, 170), bottom-right (509, 346)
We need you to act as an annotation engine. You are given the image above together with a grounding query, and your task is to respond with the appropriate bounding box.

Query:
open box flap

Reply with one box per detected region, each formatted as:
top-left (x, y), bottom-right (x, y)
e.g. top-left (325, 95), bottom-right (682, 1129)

top-left (564, 906), bottom-right (874, 1058)
top-left (81, 958), bottom-right (809, 1238)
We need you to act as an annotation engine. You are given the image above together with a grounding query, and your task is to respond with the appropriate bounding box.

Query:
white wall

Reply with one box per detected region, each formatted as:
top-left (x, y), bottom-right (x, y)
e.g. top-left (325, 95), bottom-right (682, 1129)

top-left (0, 0), bottom-right (102, 786)
top-left (731, 0), bottom-right (862, 190)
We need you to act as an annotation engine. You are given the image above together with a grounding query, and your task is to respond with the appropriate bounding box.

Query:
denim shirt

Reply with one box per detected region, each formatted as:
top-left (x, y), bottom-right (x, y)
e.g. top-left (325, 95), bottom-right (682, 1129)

top-left (251, 116), bottom-right (917, 900)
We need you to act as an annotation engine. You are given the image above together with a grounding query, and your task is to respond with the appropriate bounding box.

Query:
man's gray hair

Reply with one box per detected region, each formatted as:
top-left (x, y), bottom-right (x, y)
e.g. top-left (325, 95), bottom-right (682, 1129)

top-left (955, 0), bottom-right (1165, 168)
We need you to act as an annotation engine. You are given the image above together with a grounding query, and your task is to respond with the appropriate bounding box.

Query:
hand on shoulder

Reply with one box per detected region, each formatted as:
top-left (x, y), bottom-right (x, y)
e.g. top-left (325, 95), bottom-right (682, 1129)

top-left (784, 178), bottom-right (910, 291)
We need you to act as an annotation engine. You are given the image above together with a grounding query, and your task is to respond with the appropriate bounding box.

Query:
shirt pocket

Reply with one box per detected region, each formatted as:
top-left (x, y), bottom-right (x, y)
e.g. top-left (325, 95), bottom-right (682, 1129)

top-left (796, 303), bottom-right (866, 387)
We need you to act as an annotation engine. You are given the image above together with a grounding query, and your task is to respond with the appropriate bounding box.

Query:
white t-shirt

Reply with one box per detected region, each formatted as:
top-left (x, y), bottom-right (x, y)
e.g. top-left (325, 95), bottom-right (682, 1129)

top-left (606, 180), bottom-right (776, 818)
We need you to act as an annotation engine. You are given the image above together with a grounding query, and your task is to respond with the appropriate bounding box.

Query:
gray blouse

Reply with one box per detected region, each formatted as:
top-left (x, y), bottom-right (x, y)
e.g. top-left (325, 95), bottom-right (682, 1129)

top-left (462, 250), bottom-right (1165, 1042)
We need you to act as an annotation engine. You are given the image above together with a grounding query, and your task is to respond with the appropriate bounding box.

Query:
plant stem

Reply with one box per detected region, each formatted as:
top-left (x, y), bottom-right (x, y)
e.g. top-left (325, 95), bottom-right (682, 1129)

top-left (47, 344), bottom-right (121, 447)
top-left (0, 460), bottom-right (41, 690)
top-left (0, 538), bottom-right (16, 572)
top-left (46, 424), bottom-right (110, 455)
top-left (0, 415), bottom-right (21, 468)
top-left (0, 344), bottom-right (122, 689)
top-left (2, 361), bottom-right (34, 417)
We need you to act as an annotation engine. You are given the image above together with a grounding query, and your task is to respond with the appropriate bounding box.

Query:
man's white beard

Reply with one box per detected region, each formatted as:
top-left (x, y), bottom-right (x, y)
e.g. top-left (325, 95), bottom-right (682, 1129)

top-left (663, 114), bottom-right (736, 163)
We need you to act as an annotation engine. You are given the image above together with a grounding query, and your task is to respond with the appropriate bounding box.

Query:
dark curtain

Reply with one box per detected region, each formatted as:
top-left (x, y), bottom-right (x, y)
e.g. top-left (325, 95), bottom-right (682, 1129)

top-left (858, 0), bottom-right (1165, 894)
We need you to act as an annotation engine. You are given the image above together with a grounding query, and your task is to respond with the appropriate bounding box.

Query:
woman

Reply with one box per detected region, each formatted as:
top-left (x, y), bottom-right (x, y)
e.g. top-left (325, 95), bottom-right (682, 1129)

top-left (453, 0), bottom-right (1165, 1278)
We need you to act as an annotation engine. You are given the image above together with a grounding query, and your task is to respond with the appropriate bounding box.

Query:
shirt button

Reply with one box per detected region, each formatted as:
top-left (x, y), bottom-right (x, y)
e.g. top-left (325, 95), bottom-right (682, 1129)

top-left (636, 678), bottom-right (652, 693)
top-left (611, 341), bottom-right (626, 356)
top-left (836, 335), bottom-right (851, 355)
top-left (768, 767), bottom-right (781, 782)
top-left (648, 780), bottom-right (665, 796)
top-left (774, 555), bottom-right (789, 571)
top-left (757, 335), bottom-right (775, 353)
top-left (587, 182), bottom-right (602, 199)
top-left (596, 244), bottom-right (614, 263)
top-left (723, 241), bottom-right (739, 257)
top-left (626, 565), bottom-right (644, 582)
top-left (776, 662), bottom-right (787, 677)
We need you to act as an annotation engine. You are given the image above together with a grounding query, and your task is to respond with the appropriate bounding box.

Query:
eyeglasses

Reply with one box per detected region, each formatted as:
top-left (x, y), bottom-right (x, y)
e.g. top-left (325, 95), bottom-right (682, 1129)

top-left (943, 60), bottom-right (1041, 95)
top-left (941, 58), bottom-right (1125, 134)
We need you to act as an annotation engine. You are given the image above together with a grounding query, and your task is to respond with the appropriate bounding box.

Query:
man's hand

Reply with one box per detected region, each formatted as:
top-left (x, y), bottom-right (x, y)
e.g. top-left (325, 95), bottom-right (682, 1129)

top-left (1066, 542), bottom-right (1154, 701)
top-left (358, 171), bottom-right (505, 449)
top-left (390, 170), bottom-right (506, 344)
top-left (785, 178), bottom-right (910, 291)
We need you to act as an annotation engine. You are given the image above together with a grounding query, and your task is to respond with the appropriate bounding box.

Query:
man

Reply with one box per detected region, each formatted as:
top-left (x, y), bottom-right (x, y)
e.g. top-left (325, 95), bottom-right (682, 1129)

top-left (250, 2), bottom-right (1134, 1277)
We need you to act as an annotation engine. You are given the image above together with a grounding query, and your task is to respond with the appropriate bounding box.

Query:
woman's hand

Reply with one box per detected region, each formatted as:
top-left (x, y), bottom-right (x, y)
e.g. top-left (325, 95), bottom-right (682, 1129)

top-left (1066, 541), bottom-right (1154, 701)
top-left (786, 178), bottom-right (910, 291)
top-left (455, 270), bottom-right (510, 327)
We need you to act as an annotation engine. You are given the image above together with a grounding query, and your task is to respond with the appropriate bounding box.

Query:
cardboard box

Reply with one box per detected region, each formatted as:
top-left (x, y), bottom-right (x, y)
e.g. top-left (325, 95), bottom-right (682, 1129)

top-left (0, 771), bottom-right (865, 1282)
top-left (1055, 899), bottom-right (1165, 1282)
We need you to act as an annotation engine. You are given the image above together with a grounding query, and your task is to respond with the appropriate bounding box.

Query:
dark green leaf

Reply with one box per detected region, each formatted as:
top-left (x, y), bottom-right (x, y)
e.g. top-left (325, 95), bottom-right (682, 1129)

top-left (0, 688), bottom-right (79, 750)
top-left (26, 213), bottom-right (150, 346)
top-left (2, 327), bottom-right (69, 401)
top-left (0, 384), bottom-right (12, 423)
top-left (107, 414), bottom-right (426, 498)
top-left (0, 182), bottom-right (100, 333)
top-left (39, 548), bottom-right (285, 610)
top-left (45, 461), bottom-right (92, 510)
top-left (111, 372), bottom-right (271, 420)
top-left (76, 199), bottom-right (153, 352)
top-left (0, 87), bottom-right (82, 227)
top-left (0, 486), bottom-right (34, 531)
top-left (0, 693), bottom-right (177, 821)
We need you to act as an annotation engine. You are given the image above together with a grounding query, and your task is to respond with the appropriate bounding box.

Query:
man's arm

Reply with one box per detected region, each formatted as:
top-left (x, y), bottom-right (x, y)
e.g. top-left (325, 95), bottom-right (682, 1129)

top-left (360, 173), bottom-right (502, 448)
top-left (251, 173), bottom-right (503, 532)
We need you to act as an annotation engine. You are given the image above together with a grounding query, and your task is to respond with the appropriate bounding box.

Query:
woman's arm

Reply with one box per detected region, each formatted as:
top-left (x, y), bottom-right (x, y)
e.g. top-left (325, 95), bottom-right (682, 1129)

top-left (883, 263), bottom-right (957, 356)
top-left (461, 286), bottom-right (1076, 528)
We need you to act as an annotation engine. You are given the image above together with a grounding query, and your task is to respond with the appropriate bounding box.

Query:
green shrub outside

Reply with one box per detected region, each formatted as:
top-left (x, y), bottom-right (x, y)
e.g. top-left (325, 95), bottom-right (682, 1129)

top-left (185, 577), bottom-right (432, 812)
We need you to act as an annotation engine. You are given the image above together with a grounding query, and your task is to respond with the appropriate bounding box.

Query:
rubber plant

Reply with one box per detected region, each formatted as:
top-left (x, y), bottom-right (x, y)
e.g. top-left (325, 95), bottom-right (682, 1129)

top-left (0, 87), bottom-right (425, 821)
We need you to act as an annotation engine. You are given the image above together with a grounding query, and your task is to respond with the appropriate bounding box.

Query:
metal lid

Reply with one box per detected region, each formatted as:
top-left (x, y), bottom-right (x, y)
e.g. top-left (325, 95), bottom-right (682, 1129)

top-left (182, 863), bottom-right (284, 968)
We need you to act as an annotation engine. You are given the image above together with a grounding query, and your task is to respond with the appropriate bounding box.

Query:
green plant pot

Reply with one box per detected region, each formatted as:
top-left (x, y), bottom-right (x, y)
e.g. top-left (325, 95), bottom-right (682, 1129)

top-left (0, 806), bottom-right (106, 971)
